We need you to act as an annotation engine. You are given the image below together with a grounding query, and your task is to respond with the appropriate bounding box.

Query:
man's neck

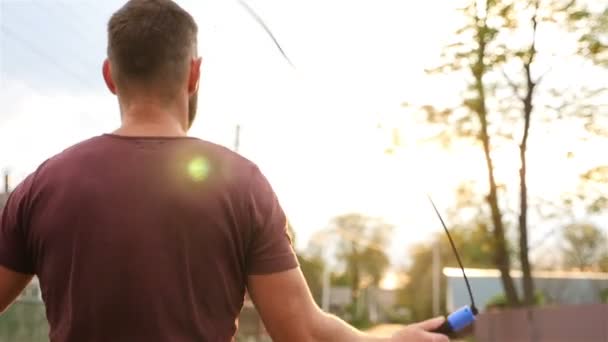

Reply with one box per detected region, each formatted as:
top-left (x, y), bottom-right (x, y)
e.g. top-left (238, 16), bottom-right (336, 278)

top-left (113, 123), bottom-right (187, 137)
top-left (115, 101), bottom-right (188, 137)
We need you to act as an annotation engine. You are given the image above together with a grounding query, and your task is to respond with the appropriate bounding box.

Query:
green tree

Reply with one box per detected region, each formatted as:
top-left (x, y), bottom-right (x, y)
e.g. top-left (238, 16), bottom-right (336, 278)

top-left (288, 221), bottom-right (328, 306)
top-left (298, 253), bottom-right (326, 305)
top-left (600, 255), bottom-right (608, 273)
top-left (287, 221), bottom-right (296, 244)
top-left (400, 221), bottom-right (496, 321)
top-left (577, 166), bottom-right (608, 215)
top-left (405, 0), bottom-right (608, 307)
top-left (561, 222), bottom-right (608, 270)
top-left (578, 6), bottom-right (608, 67)
top-left (328, 214), bottom-right (393, 319)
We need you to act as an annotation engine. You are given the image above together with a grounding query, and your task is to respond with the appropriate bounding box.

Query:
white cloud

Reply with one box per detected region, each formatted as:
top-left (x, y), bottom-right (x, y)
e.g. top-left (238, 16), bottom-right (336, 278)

top-left (0, 79), bottom-right (117, 178)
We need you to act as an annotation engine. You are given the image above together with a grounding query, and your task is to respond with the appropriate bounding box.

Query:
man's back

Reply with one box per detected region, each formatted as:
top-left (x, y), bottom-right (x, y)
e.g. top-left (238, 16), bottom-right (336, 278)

top-left (0, 134), bottom-right (297, 341)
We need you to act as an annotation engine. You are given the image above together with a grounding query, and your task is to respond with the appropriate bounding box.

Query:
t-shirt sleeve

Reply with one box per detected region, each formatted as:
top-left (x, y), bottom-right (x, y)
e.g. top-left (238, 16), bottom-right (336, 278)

top-left (245, 165), bottom-right (298, 275)
top-left (0, 175), bottom-right (35, 275)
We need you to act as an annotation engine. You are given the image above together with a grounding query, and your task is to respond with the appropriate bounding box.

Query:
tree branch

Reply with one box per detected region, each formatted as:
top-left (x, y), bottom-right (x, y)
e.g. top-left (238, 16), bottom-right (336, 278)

top-left (501, 69), bottom-right (525, 101)
top-left (535, 66), bottom-right (552, 86)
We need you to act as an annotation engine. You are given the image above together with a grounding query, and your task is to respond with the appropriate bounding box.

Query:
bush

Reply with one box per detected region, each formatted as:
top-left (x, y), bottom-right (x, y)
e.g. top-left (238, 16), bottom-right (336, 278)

top-left (485, 292), bottom-right (546, 310)
top-left (600, 288), bottom-right (608, 303)
top-left (485, 293), bottom-right (509, 310)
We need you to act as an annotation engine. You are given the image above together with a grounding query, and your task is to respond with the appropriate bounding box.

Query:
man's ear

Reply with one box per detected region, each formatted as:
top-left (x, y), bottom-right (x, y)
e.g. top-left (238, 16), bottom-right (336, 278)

top-left (102, 59), bottom-right (117, 95)
top-left (188, 57), bottom-right (202, 95)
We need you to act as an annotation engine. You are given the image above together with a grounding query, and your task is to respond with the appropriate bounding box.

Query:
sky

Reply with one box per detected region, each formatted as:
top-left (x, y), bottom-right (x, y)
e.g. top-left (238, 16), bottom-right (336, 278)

top-left (1, 0), bottom-right (607, 269)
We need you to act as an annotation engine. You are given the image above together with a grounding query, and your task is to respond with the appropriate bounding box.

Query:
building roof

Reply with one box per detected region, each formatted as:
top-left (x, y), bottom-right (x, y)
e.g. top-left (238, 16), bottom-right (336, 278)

top-left (443, 267), bottom-right (608, 280)
top-left (444, 267), bottom-right (608, 313)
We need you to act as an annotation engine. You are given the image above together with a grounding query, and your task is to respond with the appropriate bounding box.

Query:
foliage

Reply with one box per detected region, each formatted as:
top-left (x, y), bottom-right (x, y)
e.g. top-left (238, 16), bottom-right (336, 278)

top-left (577, 7), bottom-right (608, 67)
top-left (575, 166), bottom-right (608, 215)
top-left (486, 291), bottom-right (545, 311)
top-left (289, 220), bottom-right (330, 306)
top-left (327, 213), bottom-right (394, 320)
top-left (600, 288), bottom-right (608, 303)
top-left (398, 0), bottom-right (608, 307)
top-left (561, 222), bottom-right (608, 271)
top-left (298, 254), bottom-right (326, 305)
top-left (600, 254), bottom-right (608, 273)
top-left (345, 303), bottom-right (373, 329)
top-left (399, 222), bottom-right (496, 321)
top-left (287, 221), bottom-right (296, 245)
top-left (330, 214), bottom-right (393, 287)
top-left (485, 293), bottom-right (509, 310)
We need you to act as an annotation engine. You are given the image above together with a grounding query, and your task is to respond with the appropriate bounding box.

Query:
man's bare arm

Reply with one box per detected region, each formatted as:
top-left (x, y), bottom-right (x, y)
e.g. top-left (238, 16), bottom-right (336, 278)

top-left (247, 267), bottom-right (449, 342)
top-left (0, 265), bottom-right (33, 313)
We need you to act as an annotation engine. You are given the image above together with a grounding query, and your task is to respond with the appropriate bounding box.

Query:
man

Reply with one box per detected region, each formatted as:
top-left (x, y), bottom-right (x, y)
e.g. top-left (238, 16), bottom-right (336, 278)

top-left (0, 1), bottom-right (449, 341)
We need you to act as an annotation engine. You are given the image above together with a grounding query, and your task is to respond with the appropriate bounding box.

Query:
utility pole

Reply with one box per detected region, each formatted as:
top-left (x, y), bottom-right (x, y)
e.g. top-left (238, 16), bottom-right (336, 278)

top-left (432, 241), bottom-right (441, 316)
top-left (3, 170), bottom-right (9, 193)
top-left (234, 124), bottom-right (241, 152)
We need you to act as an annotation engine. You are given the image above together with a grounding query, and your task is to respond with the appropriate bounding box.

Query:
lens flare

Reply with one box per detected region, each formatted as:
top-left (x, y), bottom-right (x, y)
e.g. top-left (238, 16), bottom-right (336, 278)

top-left (187, 157), bottom-right (210, 182)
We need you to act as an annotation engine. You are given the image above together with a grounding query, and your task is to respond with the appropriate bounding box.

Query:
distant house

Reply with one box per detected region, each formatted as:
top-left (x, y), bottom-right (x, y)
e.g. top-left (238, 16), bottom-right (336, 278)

top-left (326, 286), bottom-right (404, 323)
top-left (328, 286), bottom-right (353, 312)
top-left (366, 287), bottom-right (404, 323)
top-left (444, 267), bottom-right (608, 312)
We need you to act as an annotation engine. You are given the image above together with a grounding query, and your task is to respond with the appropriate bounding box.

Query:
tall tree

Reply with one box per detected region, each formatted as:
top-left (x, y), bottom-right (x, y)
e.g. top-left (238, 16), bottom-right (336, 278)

top-left (423, 0), bottom-right (521, 305)
top-left (411, 0), bottom-right (608, 306)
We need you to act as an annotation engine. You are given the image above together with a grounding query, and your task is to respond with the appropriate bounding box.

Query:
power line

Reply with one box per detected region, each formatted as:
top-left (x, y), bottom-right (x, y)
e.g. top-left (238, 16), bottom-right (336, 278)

top-left (0, 78), bottom-right (104, 132)
top-left (0, 24), bottom-right (97, 90)
top-left (33, 1), bottom-right (97, 52)
top-left (237, 0), bottom-right (294, 68)
top-left (0, 28), bottom-right (103, 128)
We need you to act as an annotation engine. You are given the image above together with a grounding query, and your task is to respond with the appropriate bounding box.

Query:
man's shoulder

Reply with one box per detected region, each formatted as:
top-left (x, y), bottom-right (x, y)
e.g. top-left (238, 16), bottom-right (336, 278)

top-left (11, 136), bottom-right (105, 191)
top-left (25, 134), bottom-right (261, 188)
top-left (189, 138), bottom-right (258, 174)
top-left (30, 136), bottom-right (103, 173)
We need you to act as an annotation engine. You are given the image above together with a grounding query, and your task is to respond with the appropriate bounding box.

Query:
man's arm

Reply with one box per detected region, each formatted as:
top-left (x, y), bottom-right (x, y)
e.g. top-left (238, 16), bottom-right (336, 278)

top-left (0, 266), bottom-right (32, 313)
top-left (247, 267), bottom-right (449, 342)
top-left (0, 174), bottom-right (37, 313)
top-left (242, 165), bottom-right (449, 341)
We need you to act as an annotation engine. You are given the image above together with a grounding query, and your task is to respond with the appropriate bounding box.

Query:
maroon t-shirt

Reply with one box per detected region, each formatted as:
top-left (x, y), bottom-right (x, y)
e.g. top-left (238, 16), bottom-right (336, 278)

top-left (0, 134), bottom-right (298, 341)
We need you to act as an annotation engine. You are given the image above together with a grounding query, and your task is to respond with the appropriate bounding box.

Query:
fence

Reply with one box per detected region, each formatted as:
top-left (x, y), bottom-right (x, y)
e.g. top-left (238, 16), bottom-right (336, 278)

top-left (0, 301), bottom-right (48, 342)
top-left (0, 301), bottom-right (266, 342)
top-left (474, 304), bottom-right (608, 342)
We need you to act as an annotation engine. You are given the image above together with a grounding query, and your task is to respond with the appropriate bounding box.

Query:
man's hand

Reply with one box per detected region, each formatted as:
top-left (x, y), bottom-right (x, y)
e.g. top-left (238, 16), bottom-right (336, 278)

top-left (390, 317), bottom-right (450, 342)
top-left (248, 267), bottom-right (452, 342)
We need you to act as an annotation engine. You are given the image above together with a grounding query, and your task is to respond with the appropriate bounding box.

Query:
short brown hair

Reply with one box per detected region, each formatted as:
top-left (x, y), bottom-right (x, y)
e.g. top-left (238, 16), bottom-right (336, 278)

top-left (107, 0), bottom-right (198, 94)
